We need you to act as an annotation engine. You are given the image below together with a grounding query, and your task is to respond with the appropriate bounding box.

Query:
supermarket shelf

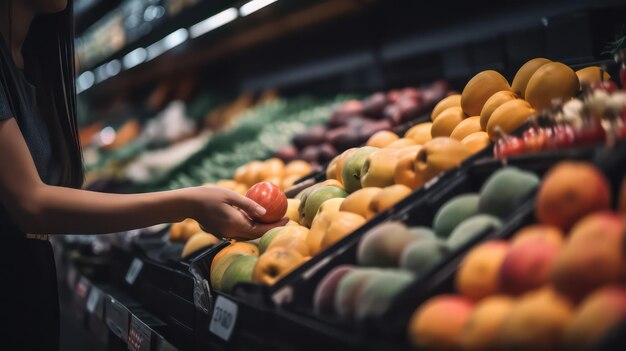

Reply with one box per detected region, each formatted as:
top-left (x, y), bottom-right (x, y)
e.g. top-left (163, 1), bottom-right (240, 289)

top-left (78, 0), bottom-right (626, 101)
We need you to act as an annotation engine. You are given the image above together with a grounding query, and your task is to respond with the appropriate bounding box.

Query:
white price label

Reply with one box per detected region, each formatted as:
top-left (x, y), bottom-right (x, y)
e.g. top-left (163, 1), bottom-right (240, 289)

top-left (125, 259), bottom-right (143, 285)
top-left (86, 288), bottom-right (100, 313)
top-left (209, 296), bottom-right (238, 341)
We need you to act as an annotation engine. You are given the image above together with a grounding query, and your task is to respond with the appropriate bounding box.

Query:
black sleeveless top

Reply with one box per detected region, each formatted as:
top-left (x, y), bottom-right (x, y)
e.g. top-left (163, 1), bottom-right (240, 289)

top-left (0, 37), bottom-right (62, 237)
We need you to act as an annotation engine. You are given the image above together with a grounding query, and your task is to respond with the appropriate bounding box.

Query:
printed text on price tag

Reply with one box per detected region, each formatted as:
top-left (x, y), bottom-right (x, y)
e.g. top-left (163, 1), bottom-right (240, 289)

top-left (209, 296), bottom-right (238, 341)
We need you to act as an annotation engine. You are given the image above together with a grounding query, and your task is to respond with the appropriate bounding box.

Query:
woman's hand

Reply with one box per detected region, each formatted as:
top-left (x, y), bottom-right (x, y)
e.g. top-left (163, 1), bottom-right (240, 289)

top-left (190, 185), bottom-right (288, 241)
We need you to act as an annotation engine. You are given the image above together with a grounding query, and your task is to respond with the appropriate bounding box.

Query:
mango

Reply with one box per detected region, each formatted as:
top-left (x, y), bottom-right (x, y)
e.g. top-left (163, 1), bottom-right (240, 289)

top-left (431, 94), bottom-right (461, 121)
top-left (499, 237), bottom-right (561, 295)
top-left (302, 186), bottom-right (348, 227)
top-left (536, 161), bottom-right (611, 231)
top-left (461, 70), bottom-right (511, 116)
top-left (252, 247), bottom-right (306, 286)
top-left (461, 132), bottom-right (490, 154)
top-left (385, 138), bottom-right (418, 149)
top-left (181, 232), bottom-right (220, 258)
top-left (361, 149), bottom-right (400, 188)
top-left (563, 286), bottom-right (626, 350)
top-left (495, 288), bottom-right (573, 351)
top-left (461, 296), bottom-right (514, 351)
top-left (354, 269), bottom-right (414, 321)
top-left (210, 254), bottom-right (242, 291)
top-left (315, 211), bottom-right (366, 253)
top-left (313, 265), bottom-right (354, 315)
top-left (357, 221), bottom-right (428, 267)
top-left (551, 212), bottom-right (624, 301)
top-left (450, 116), bottom-right (482, 141)
top-left (575, 66), bottom-right (611, 86)
top-left (266, 226), bottom-right (310, 256)
top-left (431, 106), bottom-right (464, 138)
top-left (340, 187), bottom-right (381, 220)
top-left (334, 268), bottom-right (380, 319)
top-left (211, 242), bottom-right (259, 272)
top-left (407, 295), bottom-right (474, 350)
top-left (366, 130), bottom-right (399, 148)
top-left (511, 58), bottom-right (551, 98)
top-left (447, 215), bottom-right (502, 250)
top-left (285, 199), bottom-right (300, 222)
top-left (368, 184), bottom-right (413, 216)
top-left (258, 226), bottom-right (285, 253)
top-left (325, 155), bottom-right (340, 181)
top-left (284, 160), bottom-right (313, 178)
top-left (432, 193), bottom-right (480, 239)
top-left (479, 90), bottom-right (518, 130)
top-left (479, 167), bottom-right (539, 219)
top-left (404, 122), bottom-right (433, 145)
top-left (414, 137), bottom-right (472, 183)
top-left (341, 146), bottom-right (379, 193)
top-left (456, 241), bottom-right (509, 301)
top-left (221, 255), bottom-right (258, 293)
top-left (526, 62), bottom-right (579, 111)
top-left (399, 237), bottom-right (448, 275)
top-left (486, 99), bottom-right (535, 140)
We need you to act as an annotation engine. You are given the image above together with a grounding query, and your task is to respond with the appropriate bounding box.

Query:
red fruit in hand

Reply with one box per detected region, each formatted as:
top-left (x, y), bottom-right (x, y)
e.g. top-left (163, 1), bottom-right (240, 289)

top-left (245, 182), bottom-right (288, 223)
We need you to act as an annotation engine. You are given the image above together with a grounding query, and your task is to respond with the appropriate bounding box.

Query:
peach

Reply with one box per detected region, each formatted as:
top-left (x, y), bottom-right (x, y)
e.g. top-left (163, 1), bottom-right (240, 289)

top-left (266, 225), bottom-right (310, 256)
top-left (456, 241), bottom-right (510, 301)
top-left (495, 287), bottom-right (573, 351)
top-left (407, 295), bottom-right (474, 350)
top-left (536, 161), bottom-right (611, 231)
top-left (384, 138), bottom-right (418, 149)
top-left (461, 295), bottom-right (514, 351)
top-left (563, 285), bottom-right (626, 350)
top-left (499, 237), bottom-right (561, 295)
top-left (211, 242), bottom-right (259, 272)
top-left (511, 224), bottom-right (564, 248)
top-left (404, 122), bottom-right (433, 145)
top-left (551, 212), bottom-right (624, 301)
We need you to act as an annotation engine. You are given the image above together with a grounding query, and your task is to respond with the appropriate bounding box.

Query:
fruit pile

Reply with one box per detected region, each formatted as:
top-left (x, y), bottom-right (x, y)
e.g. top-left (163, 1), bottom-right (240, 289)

top-left (275, 81), bottom-right (452, 166)
top-left (408, 161), bottom-right (626, 350)
top-left (310, 166), bottom-right (540, 321)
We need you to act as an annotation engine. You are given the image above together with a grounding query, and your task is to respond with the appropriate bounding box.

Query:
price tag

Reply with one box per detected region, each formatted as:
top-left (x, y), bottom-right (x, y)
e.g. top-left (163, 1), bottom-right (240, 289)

top-left (128, 315), bottom-right (151, 351)
top-left (209, 296), bottom-right (238, 341)
top-left (86, 287), bottom-right (100, 314)
top-left (125, 259), bottom-right (143, 285)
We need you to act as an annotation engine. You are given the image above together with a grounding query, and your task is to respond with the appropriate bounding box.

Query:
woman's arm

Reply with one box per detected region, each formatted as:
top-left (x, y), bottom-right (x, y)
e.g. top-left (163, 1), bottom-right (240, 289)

top-left (0, 119), bottom-right (286, 239)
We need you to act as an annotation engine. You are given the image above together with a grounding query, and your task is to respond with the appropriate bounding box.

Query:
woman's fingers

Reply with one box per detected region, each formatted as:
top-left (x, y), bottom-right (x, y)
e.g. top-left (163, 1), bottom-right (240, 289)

top-left (226, 192), bottom-right (266, 218)
top-left (224, 207), bottom-right (288, 240)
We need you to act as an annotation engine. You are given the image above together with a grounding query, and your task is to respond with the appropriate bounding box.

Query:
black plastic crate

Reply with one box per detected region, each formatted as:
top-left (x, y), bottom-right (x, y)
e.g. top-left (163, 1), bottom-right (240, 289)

top-left (270, 143), bottom-right (626, 349)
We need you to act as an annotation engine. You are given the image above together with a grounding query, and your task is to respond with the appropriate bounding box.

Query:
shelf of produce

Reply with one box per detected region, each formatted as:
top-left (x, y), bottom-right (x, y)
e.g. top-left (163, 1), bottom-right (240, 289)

top-left (62, 262), bottom-right (180, 351)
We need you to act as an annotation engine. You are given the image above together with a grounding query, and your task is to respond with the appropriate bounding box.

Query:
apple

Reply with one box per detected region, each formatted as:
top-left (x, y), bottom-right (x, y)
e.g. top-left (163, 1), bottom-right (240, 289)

top-left (341, 146), bottom-right (380, 193)
top-left (246, 182), bottom-right (288, 223)
top-left (362, 92), bottom-right (388, 118)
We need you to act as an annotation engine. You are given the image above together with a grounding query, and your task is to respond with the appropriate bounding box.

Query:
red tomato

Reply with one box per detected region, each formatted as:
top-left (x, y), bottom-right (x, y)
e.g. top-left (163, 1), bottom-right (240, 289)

top-left (245, 181), bottom-right (288, 223)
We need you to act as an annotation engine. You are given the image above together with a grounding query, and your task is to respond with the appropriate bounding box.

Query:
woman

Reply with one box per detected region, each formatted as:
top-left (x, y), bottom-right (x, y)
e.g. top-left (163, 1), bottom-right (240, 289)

top-left (0, 1), bottom-right (286, 349)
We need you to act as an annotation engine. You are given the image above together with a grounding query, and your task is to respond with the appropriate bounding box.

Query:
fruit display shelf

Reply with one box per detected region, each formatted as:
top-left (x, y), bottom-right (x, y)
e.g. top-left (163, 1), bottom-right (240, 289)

top-left (60, 263), bottom-right (179, 351)
top-left (268, 142), bottom-right (626, 351)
